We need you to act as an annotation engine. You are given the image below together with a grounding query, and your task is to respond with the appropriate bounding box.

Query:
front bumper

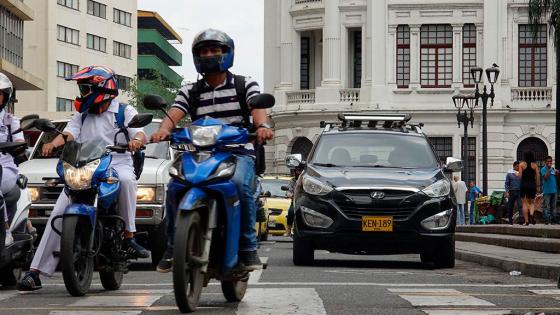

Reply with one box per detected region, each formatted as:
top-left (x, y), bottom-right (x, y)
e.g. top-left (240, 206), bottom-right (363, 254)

top-left (268, 210), bottom-right (288, 235)
top-left (294, 191), bottom-right (455, 255)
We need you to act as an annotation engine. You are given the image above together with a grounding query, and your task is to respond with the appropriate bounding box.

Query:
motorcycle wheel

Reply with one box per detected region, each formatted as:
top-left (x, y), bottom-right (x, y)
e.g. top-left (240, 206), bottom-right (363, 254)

top-left (60, 216), bottom-right (94, 297)
top-left (173, 211), bottom-right (204, 313)
top-left (221, 278), bottom-right (248, 302)
top-left (99, 271), bottom-right (123, 291)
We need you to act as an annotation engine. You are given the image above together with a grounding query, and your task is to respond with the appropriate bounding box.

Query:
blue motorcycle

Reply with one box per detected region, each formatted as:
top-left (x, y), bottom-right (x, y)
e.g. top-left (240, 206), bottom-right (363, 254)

top-left (33, 114), bottom-right (153, 296)
top-left (144, 93), bottom-right (274, 313)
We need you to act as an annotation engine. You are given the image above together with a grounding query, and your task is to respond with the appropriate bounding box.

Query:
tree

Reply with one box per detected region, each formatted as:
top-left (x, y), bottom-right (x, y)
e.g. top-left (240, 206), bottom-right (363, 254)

top-left (125, 71), bottom-right (181, 119)
top-left (529, 0), bottom-right (560, 169)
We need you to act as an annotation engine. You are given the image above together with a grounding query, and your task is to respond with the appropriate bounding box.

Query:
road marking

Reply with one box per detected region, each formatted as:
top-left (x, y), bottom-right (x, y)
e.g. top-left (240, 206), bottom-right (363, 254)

top-left (50, 312), bottom-right (141, 315)
top-left (236, 288), bottom-right (326, 315)
top-left (69, 295), bottom-right (164, 307)
top-left (422, 310), bottom-right (511, 315)
top-left (389, 289), bottom-right (495, 307)
top-left (109, 289), bottom-right (172, 295)
top-left (529, 289), bottom-right (560, 295)
top-left (249, 257), bottom-right (268, 284)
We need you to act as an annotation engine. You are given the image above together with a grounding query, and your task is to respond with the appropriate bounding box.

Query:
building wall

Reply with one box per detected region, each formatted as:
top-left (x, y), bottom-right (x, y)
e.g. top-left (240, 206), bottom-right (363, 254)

top-left (265, 0), bottom-right (558, 193)
top-left (18, 0), bottom-right (137, 120)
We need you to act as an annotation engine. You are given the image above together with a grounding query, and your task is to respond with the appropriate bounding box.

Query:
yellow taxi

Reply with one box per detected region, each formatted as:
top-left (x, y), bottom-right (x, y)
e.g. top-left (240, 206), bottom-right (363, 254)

top-left (261, 175), bottom-right (293, 236)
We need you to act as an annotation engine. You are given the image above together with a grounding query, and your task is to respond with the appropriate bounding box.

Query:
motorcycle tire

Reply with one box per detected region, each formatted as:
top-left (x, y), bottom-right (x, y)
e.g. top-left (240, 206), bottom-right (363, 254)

top-left (99, 271), bottom-right (123, 291)
top-left (221, 278), bottom-right (248, 302)
top-left (60, 216), bottom-right (94, 297)
top-left (173, 211), bottom-right (204, 313)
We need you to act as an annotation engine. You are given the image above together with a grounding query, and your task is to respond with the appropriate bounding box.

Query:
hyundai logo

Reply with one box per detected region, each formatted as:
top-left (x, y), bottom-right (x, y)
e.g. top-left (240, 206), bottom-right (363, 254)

top-left (370, 191), bottom-right (385, 199)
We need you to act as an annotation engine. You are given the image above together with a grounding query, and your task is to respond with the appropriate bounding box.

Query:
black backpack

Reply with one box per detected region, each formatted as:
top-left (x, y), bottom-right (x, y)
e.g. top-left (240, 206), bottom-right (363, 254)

top-left (187, 75), bottom-right (266, 175)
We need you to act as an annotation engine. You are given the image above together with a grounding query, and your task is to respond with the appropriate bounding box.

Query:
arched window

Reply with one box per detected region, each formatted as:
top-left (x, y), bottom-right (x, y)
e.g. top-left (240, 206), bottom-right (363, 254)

top-left (517, 137), bottom-right (548, 167)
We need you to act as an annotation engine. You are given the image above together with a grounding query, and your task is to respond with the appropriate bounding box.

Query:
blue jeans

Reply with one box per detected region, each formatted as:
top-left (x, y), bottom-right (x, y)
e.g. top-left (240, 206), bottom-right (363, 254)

top-left (456, 203), bottom-right (465, 225)
top-left (164, 154), bottom-right (257, 252)
top-left (469, 201), bottom-right (476, 225)
top-left (543, 193), bottom-right (558, 224)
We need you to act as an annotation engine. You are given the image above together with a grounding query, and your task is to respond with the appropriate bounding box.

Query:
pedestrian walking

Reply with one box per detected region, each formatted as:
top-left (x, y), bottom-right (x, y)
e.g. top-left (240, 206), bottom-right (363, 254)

top-left (540, 156), bottom-right (558, 225)
top-left (505, 161), bottom-right (523, 225)
top-left (453, 176), bottom-right (467, 225)
top-left (517, 151), bottom-right (541, 226)
top-left (468, 181), bottom-right (482, 225)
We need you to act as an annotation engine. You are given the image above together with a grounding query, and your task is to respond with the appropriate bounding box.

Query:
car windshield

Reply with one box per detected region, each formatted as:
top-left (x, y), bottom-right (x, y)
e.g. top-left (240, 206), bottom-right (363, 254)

top-left (262, 179), bottom-right (291, 198)
top-left (31, 121), bottom-right (169, 160)
top-left (311, 133), bottom-right (439, 169)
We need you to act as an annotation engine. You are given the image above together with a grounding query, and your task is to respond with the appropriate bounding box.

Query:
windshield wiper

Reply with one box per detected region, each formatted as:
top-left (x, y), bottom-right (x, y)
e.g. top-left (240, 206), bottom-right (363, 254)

top-left (313, 162), bottom-right (340, 167)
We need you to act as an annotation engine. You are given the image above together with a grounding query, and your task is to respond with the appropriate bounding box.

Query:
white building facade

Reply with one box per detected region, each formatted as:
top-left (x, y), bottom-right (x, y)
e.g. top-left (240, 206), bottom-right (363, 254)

top-left (264, 0), bottom-right (558, 193)
top-left (17, 0), bottom-right (137, 120)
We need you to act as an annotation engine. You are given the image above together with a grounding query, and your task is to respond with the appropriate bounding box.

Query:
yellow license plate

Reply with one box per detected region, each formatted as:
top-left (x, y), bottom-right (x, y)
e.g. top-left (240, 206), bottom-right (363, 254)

top-left (362, 216), bottom-right (393, 232)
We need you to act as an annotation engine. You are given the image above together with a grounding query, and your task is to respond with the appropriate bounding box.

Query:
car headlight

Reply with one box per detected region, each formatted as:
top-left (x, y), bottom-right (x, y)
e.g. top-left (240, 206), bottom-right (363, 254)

top-left (302, 175), bottom-right (333, 196)
top-left (137, 187), bottom-right (156, 202)
top-left (190, 125), bottom-right (222, 147)
top-left (28, 187), bottom-right (39, 202)
top-left (208, 161), bottom-right (236, 180)
top-left (422, 179), bottom-right (451, 197)
top-left (63, 159), bottom-right (100, 190)
top-left (421, 209), bottom-right (453, 230)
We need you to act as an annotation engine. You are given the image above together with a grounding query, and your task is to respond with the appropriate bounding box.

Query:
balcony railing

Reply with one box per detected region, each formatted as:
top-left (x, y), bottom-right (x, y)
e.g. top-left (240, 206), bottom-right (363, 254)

top-left (340, 89), bottom-right (360, 103)
top-left (287, 90), bottom-right (315, 105)
top-left (294, 0), bottom-right (322, 4)
top-left (511, 87), bottom-right (552, 106)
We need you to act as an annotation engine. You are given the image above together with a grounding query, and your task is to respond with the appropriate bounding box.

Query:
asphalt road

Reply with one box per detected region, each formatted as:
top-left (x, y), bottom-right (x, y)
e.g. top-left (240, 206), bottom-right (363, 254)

top-left (0, 236), bottom-right (558, 315)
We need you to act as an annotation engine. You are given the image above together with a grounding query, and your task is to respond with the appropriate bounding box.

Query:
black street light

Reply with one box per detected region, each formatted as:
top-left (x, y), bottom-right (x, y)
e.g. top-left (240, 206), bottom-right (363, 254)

top-left (452, 94), bottom-right (477, 187)
top-left (470, 65), bottom-right (500, 195)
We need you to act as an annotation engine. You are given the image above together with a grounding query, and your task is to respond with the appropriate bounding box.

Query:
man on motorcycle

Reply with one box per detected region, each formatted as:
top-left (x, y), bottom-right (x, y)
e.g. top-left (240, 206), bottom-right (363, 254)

top-left (0, 72), bottom-right (24, 247)
top-left (17, 66), bottom-right (149, 291)
top-left (151, 29), bottom-right (274, 272)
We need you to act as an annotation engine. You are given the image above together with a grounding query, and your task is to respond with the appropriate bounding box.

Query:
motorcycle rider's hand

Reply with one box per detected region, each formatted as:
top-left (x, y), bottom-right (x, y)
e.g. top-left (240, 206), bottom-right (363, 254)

top-left (42, 143), bottom-right (56, 157)
top-left (256, 127), bottom-right (273, 145)
top-left (128, 139), bottom-right (142, 152)
top-left (151, 129), bottom-right (170, 143)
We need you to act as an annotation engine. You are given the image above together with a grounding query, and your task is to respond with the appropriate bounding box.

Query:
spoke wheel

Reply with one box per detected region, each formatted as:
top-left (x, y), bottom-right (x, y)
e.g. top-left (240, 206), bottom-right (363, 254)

top-left (173, 211), bottom-right (204, 313)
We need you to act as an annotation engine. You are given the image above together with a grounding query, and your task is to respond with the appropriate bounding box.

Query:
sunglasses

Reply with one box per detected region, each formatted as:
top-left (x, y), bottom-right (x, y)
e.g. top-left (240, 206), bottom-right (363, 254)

top-left (78, 84), bottom-right (93, 96)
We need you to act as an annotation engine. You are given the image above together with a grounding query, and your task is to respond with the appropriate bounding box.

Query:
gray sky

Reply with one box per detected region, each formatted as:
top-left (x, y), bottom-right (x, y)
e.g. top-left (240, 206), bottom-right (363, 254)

top-left (137, 0), bottom-right (264, 86)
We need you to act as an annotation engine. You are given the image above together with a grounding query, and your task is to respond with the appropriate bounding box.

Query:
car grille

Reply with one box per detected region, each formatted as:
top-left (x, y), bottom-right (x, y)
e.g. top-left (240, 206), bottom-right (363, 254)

top-left (37, 185), bottom-right (64, 203)
top-left (268, 208), bottom-right (283, 216)
top-left (333, 189), bottom-right (421, 220)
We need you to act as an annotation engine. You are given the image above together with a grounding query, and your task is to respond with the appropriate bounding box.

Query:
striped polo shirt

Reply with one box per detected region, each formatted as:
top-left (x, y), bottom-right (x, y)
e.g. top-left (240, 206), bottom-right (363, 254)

top-left (171, 71), bottom-right (260, 125)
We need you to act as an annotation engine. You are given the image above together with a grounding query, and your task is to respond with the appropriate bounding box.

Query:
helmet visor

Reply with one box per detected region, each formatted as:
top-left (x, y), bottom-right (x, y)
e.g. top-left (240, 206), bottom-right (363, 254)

top-left (78, 84), bottom-right (93, 97)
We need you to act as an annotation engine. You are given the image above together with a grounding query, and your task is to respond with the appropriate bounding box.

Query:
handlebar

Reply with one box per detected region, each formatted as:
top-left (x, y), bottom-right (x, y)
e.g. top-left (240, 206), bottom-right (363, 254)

top-left (106, 144), bottom-right (145, 154)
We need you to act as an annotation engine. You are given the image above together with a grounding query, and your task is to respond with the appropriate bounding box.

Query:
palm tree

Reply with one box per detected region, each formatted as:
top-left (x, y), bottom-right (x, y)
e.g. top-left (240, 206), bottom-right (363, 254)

top-left (529, 0), bottom-right (560, 169)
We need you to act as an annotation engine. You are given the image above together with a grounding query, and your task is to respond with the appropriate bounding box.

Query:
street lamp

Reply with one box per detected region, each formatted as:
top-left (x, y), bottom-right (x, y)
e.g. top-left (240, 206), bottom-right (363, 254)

top-left (452, 94), bottom-right (477, 188)
top-left (470, 65), bottom-right (500, 195)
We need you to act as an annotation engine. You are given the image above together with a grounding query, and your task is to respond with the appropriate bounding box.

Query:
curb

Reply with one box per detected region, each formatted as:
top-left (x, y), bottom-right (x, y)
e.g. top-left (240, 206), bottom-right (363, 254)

top-left (455, 233), bottom-right (560, 253)
top-left (456, 249), bottom-right (560, 281)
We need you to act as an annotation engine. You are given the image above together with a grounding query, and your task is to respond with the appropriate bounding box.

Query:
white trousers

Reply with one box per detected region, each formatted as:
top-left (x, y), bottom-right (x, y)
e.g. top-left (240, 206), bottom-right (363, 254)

top-left (31, 162), bottom-right (137, 276)
top-left (1, 164), bottom-right (17, 223)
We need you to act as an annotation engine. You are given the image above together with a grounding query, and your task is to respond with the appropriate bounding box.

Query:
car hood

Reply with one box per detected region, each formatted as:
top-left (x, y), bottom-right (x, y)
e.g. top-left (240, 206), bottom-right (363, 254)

top-left (307, 166), bottom-right (443, 190)
top-left (18, 158), bottom-right (170, 185)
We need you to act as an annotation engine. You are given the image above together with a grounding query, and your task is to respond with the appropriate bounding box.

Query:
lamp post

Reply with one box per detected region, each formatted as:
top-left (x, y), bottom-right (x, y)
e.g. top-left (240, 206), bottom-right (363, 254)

top-left (452, 94), bottom-right (477, 187)
top-left (470, 65), bottom-right (500, 195)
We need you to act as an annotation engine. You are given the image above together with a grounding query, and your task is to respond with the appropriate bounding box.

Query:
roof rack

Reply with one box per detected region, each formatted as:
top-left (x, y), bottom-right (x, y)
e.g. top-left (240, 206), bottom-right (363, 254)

top-left (320, 113), bottom-right (420, 133)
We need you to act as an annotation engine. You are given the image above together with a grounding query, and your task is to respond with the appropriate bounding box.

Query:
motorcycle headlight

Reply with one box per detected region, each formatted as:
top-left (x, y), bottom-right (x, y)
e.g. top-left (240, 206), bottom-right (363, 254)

top-left (63, 159), bottom-right (100, 190)
top-left (422, 179), bottom-right (451, 198)
top-left (208, 161), bottom-right (236, 180)
top-left (190, 125), bottom-right (222, 147)
top-left (302, 175), bottom-right (333, 196)
top-left (421, 209), bottom-right (453, 230)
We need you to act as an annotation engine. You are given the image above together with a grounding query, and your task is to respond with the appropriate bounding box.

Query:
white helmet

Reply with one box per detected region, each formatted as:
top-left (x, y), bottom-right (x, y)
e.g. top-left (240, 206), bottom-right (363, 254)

top-left (0, 72), bottom-right (13, 111)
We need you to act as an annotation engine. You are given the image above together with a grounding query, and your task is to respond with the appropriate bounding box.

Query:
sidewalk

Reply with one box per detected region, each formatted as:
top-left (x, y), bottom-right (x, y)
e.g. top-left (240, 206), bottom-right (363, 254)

top-left (455, 224), bottom-right (560, 281)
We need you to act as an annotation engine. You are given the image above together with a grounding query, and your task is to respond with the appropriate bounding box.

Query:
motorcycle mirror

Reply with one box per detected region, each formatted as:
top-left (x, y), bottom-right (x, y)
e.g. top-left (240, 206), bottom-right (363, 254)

top-left (143, 94), bottom-right (168, 110)
top-left (249, 93), bottom-right (275, 109)
top-left (281, 185), bottom-right (290, 191)
top-left (19, 118), bottom-right (36, 131)
top-left (21, 114), bottom-right (39, 122)
top-left (34, 119), bottom-right (58, 133)
top-left (127, 113), bottom-right (153, 128)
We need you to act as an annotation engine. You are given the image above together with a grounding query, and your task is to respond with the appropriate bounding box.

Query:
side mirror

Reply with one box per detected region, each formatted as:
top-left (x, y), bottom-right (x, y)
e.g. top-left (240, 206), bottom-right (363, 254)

top-left (261, 191), bottom-right (271, 198)
top-left (143, 94), bottom-right (168, 110)
top-left (127, 113), bottom-right (153, 128)
top-left (281, 185), bottom-right (290, 191)
top-left (21, 114), bottom-right (39, 122)
top-left (34, 119), bottom-right (58, 133)
top-left (249, 93), bottom-right (275, 109)
top-left (444, 157), bottom-right (463, 173)
top-left (286, 154), bottom-right (303, 169)
top-left (19, 118), bottom-right (36, 131)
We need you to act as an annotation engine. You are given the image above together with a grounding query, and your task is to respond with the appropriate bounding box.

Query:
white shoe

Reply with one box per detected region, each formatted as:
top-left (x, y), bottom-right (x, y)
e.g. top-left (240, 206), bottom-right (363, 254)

top-left (5, 231), bottom-right (14, 247)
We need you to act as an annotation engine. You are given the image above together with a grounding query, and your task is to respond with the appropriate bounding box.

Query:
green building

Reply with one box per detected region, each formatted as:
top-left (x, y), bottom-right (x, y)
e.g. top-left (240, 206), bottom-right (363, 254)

top-left (137, 10), bottom-right (182, 89)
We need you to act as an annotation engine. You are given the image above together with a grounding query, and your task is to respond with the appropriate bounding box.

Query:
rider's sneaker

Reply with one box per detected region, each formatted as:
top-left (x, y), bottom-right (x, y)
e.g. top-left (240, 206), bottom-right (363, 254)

top-left (156, 247), bottom-right (174, 273)
top-left (124, 238), bottom-right (150, 259)
top-left (17, 270), bottom-right (42, 291)
top-left (239, 250), bottom-right (263, 271)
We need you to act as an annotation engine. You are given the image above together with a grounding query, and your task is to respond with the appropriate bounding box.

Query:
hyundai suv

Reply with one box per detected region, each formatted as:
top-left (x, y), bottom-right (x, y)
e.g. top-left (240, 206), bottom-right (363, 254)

top-left (285, 113), bottom-right (461, 268)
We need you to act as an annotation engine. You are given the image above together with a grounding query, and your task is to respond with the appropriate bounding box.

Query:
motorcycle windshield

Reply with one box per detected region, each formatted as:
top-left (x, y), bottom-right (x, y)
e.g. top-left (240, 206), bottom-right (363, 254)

top-left (61, 140), bottom-right (107, 166)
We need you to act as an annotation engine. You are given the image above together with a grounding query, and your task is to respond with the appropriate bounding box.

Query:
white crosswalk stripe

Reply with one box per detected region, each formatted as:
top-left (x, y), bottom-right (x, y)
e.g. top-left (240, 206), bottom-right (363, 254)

top-left (389, 289), bottom-right (495, 307)
top-left (50, 312), bottom-right (142, 315)
top-left (236, 288), bottom-right (326, 315)
top-left (529, 289), bottom-right (560, 295)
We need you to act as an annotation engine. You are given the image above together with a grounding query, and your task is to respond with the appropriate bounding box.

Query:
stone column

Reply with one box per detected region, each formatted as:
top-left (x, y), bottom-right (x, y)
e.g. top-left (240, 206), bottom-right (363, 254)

top-left (321, 0), bottom-right (341, 87)
top-left (388, 25), bottom-right (397, 85)
top-left (363, 0), bottom-right (373, 86)
top-left (409, 24), bottom-right (421, 89)
top-left (279, 0), bottom-right (294, 89)
top-left (452, 24), bottom-right (463, 88)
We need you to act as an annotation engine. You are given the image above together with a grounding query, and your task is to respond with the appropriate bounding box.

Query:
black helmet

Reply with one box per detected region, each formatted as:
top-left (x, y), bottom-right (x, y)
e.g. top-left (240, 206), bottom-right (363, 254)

top-left (192, 29), bottom-right (234, 74)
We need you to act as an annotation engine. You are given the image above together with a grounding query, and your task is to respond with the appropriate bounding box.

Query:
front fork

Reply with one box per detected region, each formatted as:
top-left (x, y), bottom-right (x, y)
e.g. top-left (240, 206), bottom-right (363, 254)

top-left (200, 199), bottom-right (218, 274)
